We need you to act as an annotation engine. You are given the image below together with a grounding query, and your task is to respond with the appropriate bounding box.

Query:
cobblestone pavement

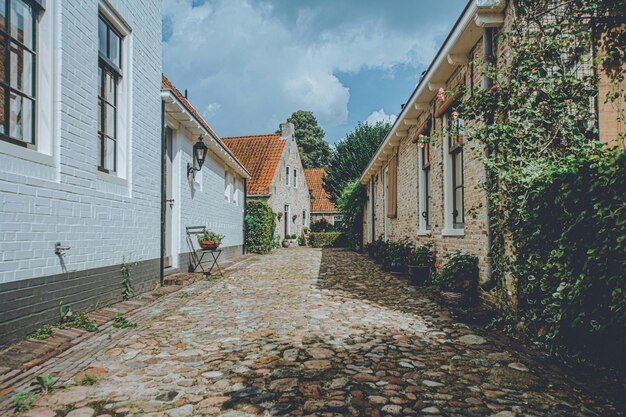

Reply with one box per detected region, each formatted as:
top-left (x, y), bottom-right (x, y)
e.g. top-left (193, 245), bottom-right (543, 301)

top-left (3, 248), bottom-right (624, 417)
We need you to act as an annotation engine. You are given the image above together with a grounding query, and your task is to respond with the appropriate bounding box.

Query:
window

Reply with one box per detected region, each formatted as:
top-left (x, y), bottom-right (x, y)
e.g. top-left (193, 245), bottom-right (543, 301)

top-left (302, 210), bottom-right (306, 225)
top-left (449, 115), bottom-right (464, 229)
top-left (419, 132), bottom-right (432, 230)
top-left (285, 166), bottom-right (290, 186)
top-left (0, 0), bottom-right (38, 147)
top-left (224, 171), bottom-right (232, 202)
top-left (293, 168), bottom-right (297, 187)
top-left (98, 14), bottom-right (122, 172)
top-left (233, 178), bottom-right (239, 206)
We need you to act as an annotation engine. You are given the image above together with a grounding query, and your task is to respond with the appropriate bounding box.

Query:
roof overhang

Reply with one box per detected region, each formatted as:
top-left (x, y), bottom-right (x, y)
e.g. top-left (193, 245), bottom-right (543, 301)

top-left (161, 90), bottom-right (251, 180)
top-left (360, 0), bottom-right (505, 184)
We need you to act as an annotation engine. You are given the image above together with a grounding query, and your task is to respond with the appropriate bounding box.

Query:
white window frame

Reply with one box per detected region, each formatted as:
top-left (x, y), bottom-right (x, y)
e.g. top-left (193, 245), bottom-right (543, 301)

top-left (233, 178), bottom-right (239, 206)
top-left (224, 170), bottom-right (232, 202)
top-left (97, 1), bottom-right (132, 184)
top-left (418, 142), bottom-right (431, 235)
top-left (442, 113), bottom-right (465, 236)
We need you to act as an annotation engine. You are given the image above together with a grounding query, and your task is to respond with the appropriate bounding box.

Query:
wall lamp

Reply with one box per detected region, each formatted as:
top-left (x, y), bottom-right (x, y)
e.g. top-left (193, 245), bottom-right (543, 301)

top-left (187, 135), bottom-right (208, 177)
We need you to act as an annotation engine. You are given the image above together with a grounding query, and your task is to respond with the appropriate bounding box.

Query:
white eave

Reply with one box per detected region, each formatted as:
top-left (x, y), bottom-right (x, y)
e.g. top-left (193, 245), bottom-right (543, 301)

top-left (360, 0), bottom-right (505, 184)
top-left (161, 90), bottom-right (251, 180)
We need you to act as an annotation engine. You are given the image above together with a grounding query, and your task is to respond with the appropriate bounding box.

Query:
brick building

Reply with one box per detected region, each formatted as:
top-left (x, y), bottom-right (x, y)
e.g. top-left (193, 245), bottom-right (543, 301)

top-left (222, 123), bottom-right (311, 239)
top-left (304, 168), bottom-right (340, 227)
top-left (360, 0), bottom-right (623, 293)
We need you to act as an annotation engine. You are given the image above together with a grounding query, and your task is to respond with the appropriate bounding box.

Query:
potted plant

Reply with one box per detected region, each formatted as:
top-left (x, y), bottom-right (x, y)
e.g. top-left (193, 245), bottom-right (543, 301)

top-left (197, 230), bottom-right (224, 250)
top-left (281, 237), bottom-right (291, 248)
top-left (407, 242), bottom-right (435, 285)
top-left (432, 251), bottom-right (478, 306)
top-left (383, 239), bottom-right (412, 273)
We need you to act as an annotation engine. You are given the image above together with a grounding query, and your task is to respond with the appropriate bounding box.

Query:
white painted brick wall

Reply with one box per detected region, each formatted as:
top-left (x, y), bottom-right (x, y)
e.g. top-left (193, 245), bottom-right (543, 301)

top-left (0, 0), bottom-right (162, 284)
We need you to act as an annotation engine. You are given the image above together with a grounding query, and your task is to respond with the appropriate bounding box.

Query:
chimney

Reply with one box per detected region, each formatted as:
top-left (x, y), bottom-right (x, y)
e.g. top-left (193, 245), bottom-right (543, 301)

top-left (184, 89), bottom-right (188, 99)
top-left (280, 122), bottom-right (295, 141)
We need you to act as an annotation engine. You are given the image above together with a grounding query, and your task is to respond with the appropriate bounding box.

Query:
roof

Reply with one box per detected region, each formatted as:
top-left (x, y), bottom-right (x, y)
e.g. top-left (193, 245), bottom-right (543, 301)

top-left (304, 168), bottom-right (336, 213)
top-left (161, 75), bottom-right (250, 178)
top-left (220, 134), bottom-right (286, 195)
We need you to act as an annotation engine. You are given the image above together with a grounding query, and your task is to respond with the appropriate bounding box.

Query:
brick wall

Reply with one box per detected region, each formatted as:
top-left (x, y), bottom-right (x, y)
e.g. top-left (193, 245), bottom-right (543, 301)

top-left (0, 1), bottom-right (162, 344)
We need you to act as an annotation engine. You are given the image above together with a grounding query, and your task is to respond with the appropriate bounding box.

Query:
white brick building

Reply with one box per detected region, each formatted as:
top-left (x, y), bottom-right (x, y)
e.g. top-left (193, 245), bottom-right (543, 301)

top-left (0, 1), bottom-right (250, 346)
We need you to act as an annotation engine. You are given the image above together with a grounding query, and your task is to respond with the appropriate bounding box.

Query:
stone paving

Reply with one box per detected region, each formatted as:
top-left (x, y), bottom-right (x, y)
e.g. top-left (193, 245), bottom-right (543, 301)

top-left (1, 248), bottom-right (624, 417)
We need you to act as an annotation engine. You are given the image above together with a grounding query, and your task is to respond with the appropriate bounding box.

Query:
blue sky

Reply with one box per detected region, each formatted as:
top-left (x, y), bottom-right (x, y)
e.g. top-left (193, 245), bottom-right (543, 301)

top-left (163, 0), bottom-right (467, 143)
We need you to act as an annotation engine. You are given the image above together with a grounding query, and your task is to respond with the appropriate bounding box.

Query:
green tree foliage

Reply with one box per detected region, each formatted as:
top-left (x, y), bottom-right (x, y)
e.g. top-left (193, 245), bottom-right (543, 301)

top-left (324, 121), bottom-right (391, 203)
top-left (285, 110), bottom-right (331, 169)
top-left (335, 180), bottom-right (366, 249)
top-left (245, 200), bottom-right (276, 254)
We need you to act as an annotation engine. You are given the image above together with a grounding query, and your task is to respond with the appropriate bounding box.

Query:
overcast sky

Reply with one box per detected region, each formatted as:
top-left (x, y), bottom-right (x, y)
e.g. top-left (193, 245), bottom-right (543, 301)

top-left (162, 0), bottom-right (468, 143)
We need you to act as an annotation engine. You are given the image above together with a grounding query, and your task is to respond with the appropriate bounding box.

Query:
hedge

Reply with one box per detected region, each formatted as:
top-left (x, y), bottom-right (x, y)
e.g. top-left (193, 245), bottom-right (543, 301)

top-left (244, 200), bottom-right (276, 254)
top-left (308, 232), bottom-right (348, 248)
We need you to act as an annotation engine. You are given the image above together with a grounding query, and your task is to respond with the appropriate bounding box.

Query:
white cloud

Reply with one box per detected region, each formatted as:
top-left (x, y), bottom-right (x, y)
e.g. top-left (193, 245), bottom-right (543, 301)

top-left (163, 0), bottom-right (441, 136)
top-left (365, 109), bottom-right (397, 125)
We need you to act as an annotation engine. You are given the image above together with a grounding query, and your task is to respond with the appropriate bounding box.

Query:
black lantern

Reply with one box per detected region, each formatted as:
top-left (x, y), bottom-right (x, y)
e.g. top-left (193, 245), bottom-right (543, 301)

top-left (187, 136), bottom-right (209, 177)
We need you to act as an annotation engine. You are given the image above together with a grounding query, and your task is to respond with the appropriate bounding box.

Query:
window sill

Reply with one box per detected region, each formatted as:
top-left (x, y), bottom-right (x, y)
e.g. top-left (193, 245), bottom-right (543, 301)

top-left (0, 141), bottom-right (54, 166)
top-left (417, 230), bottom-right (432, 236)
top-left (442, 228), bottom-right (465, 237)
top-left (96, 169), bottom-right (128, 187)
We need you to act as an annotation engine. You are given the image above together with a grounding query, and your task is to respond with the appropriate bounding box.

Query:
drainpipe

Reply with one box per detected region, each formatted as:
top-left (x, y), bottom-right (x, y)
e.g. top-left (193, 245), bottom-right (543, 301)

top-left (159, 100), bottom-right (166, 286)
top-left (243, 178), bottom-right (248, 254)
top-left (482, 27), bottom-right (496, 291)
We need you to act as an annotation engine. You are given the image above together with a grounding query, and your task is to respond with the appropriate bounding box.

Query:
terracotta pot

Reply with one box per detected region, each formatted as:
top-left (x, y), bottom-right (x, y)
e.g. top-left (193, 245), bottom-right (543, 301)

top-left (199, 240), bottom-right (218, 250)
top-left (408, 265), bottom-right (430, 285)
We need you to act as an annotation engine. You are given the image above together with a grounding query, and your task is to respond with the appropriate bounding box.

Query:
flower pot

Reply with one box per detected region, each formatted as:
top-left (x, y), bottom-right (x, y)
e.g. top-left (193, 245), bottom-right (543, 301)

top-left (408, 265), bottom-right (430, 285)
top-left (282, 240), bottom-right (290, 248)
top-left (389, 261), bottom-right (406, 274)
top-left (439, 290), bottom-right (466, 306)
top-left (199, 240), bottom-right (218, 250)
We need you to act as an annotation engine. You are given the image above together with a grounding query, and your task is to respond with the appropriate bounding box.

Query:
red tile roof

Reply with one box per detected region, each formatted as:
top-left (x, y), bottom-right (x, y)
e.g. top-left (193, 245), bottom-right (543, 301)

top-left (220, 135), bottom-right (286, 195)
top-left (161, 75), bottom-right (249, 176)
top-left (304, 168), bottom-right (336, 213)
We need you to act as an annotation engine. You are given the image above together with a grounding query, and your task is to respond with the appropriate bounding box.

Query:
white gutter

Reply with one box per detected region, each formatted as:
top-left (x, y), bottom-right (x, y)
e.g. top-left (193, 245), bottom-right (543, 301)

top-left (360, 0), bottom-right (505, 184)
top-left (161, 90), bottom-right (251, 180)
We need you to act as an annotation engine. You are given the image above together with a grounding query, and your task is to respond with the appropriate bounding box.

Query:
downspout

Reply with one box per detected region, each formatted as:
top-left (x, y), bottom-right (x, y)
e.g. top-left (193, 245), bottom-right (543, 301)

top-left (243, 178), bottom-right (247, 254)
top-left (159, 100), bottom-right (166, 286)
top-left (482, 26), bottom-right (496, 291)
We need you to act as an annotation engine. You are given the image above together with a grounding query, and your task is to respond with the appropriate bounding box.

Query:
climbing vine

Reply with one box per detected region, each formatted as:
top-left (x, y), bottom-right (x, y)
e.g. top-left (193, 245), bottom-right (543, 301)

top-left (452, 0), bottom-right (625, 364)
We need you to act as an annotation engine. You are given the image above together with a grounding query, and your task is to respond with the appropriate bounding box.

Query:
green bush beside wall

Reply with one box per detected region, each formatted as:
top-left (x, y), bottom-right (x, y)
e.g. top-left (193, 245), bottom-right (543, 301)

top-left (245, 201), bottom-right (276, 254)
top-left (308, 232), bottom-right (348, 248)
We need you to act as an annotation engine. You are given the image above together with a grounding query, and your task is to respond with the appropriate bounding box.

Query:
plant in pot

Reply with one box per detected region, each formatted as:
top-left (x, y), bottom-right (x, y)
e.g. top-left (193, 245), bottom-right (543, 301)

top-left (281, 237), bottom-right (291, 248)
top-left (383, 239), bottom-right (412, 273)
top-left (197, 230), bottom-right (224, 250)
top-left (432, 251), bottom-right (478, 306)
top-left (407, 242), bottom-right (435, 285)
top-left (370, 236), bottom-right (386, 263)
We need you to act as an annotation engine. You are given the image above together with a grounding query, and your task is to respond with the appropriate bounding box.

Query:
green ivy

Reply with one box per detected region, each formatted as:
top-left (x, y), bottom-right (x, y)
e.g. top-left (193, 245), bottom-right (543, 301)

top-left (245, 200), bottom-right (277, 254)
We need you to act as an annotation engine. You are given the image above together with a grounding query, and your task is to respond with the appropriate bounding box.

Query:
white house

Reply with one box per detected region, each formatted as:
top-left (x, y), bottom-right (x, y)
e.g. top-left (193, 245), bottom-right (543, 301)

top-left (0, 1), bottom-right (249, 347)
top-left (161, 76), bottom-right (250, 272)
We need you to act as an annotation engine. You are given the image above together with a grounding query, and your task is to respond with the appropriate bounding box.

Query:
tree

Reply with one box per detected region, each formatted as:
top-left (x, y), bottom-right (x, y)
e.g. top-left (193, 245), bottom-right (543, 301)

top-left (324, 121), bottom-right (391, 203)
top-left (336, 180), bottom-right (367, 250)
top-left (285, 110), bottom-right (331, 169)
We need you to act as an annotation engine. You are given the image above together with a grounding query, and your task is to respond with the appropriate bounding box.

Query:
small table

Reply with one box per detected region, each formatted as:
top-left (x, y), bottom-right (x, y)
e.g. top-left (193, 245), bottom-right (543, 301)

top-left (191, 249), bottom-right (223, 276)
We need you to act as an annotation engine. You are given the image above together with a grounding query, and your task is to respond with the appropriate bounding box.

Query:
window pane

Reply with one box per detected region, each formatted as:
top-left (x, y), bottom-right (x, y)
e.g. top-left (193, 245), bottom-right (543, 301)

top-left (98, 17), bottom-right (107, 55)
top-left (98, 65), bottom-right (103, 98)
top-left (9, 91), bottom-right (33, 143)
top-left (454, 152), bottom-right (463, 186)
top-left (10, 43), bottom-right (34, 95)
top-left (0, 1), bottom-right (6, 33)
top-left (0, 87), bottom-right (6, 135)
top-left (98, 133), bottom-right (104, 167)
top-left (105, 103), bottom-right (115, 138)
top-left (454, 187), bottom-right (464, 224)
top-left (11, 0), bottom-right (34, 50)
top-left (105, 136), bottom-right (116, 171)
top-left (109, 30), bottom-right (120, 67)
top-left (97, 99), bottom-right (102, 132)
top-left (0, 36), bottom-right (5, 83)
top-left (105, 71), bottom-right (115, 104)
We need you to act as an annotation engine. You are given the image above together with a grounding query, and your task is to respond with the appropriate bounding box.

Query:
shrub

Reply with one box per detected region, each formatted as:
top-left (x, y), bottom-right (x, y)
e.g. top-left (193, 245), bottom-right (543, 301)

top-left (408, 242), bottom-right (436, 267)
top-left (245, 201), bottom-right (276, 254)
top-left (336, 180), bottom-right (366, 249)
top-left (309, 232), bottom-right (347, 248)
top-left (382, 239), bottom-right (413, 272)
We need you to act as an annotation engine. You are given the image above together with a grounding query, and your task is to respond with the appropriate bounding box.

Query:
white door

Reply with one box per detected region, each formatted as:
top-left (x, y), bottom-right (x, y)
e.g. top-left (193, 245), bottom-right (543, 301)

top-left (164, 127), bottom-right (174, 268)
top-left (383, 168), bottom-right (389, 240)
top-left (284, 204), bottom-right (291, 236)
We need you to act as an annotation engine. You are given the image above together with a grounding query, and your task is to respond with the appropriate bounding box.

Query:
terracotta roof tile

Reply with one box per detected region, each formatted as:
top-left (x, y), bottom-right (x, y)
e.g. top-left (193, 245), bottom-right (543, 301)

top-left (304, 168), bottom-right (336, 213)
top-left (220, 134), bottom-right (286, 195)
